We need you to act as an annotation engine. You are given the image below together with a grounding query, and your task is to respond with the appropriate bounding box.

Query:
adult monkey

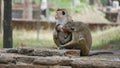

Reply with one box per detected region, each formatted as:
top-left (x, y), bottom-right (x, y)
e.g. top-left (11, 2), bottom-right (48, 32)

top-left (53, 8), bottom-right (72, 48)
top-left (53, 8), bottom-right (113, 56)
top-left (53, 8), bottom-right (92, 56)
top-left (60, 21), bottom-right (92, 56)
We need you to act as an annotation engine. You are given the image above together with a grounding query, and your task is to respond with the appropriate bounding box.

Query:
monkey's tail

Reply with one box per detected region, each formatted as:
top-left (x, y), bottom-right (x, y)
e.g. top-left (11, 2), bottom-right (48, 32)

top-left (89, 51), bottom-right (113, 56)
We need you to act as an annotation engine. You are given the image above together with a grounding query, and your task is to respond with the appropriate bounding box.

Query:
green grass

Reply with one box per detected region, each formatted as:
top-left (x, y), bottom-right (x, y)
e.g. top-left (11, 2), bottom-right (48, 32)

top-left (0, 34), bottom-right (3, 47)
top-left (0, 30), bottom-right (56, 48)
top-left (0, 26), bottom-right (120, 50)
top-left (92, 26), bottom-right (120, 50)
top-left (13, 30), bottom-right (56, 47)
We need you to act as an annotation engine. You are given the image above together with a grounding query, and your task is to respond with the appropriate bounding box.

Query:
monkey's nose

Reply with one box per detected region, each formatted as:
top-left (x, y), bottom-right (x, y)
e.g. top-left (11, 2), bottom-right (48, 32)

top-left (55, 16), bottom-right (58, 20)
top-left (71, 27), bottom-right (75, 30)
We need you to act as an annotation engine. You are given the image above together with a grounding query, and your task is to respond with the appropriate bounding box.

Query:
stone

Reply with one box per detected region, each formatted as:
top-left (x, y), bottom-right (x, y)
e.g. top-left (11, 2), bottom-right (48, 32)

top-left (4, 48), bottom-right (80, 57)
top-left (33, 57), bottom-right (60, 65)
top-left (49, 66), bottom-right (72, 68)
top-left (6, 48), bottom-right (18, 53)
top-left (15, 56), bottom-right (34, 64)
top-left (0, 48), bottom-right (120, 68)
top-left (0, 64), bottom-right (71, 68)
top-left (33, 49), bottom-right (64, 56)
top-left (33, 49), bottom-right (80, 57)
top-left (18, 48), bottom-right (34, 55)
top-left (0, 57), bottom-right (16, 64)
top-left (33, 56), bottom-right (73, 66)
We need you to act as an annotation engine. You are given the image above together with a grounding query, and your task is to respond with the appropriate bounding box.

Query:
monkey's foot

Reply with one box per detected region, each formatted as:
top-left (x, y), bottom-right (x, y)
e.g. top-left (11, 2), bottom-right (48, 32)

top-left (57, 47), bottom-right (64, 50)
top-left (57, 45), bottom-right (63, 50)
top-left (57, 47), bottom-right (60, 50)
top-left (58, 45), bottom-right (66, 50)
top-left (79, 38), bottom-right (86, 45)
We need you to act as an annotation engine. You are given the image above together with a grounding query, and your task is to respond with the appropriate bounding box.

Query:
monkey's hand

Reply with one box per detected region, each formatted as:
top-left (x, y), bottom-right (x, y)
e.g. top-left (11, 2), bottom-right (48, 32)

top-left (57, 25), bottom-right (64, 32)
top-left (57, 25), bottom-right (68, 32)
top-left (79, 38), bottom-right (85, 44)
top-left (62, 26), bottom-right (69, 33)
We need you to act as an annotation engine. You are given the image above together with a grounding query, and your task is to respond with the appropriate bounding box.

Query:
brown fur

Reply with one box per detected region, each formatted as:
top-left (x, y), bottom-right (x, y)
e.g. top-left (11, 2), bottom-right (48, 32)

top-left (53, 8), bottom-right (72, 47)
top-left (53, 8), bottom-right (92, 56)
top-left (53, 29), bottom-right (72, 46)
top-left (60, 21), bottom-right (92, 56)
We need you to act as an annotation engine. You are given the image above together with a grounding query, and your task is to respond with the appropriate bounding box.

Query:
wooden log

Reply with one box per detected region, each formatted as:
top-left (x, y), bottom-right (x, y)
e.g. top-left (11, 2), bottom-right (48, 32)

top-left (0, 64), bottom-right (72, 68)
top-left (0, 49), bottom-right (120, 68)
top-left (0, 57), bottom-right (16, 64)
top-left (6, 48), bottom-right (80, 57)
top-left (33, 48), bottom-right (80, 57)
top-left (33, 56), bottom-right (73, 66)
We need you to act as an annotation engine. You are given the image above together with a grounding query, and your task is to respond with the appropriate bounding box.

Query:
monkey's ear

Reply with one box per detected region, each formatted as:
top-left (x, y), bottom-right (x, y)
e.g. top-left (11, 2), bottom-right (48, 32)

top-left (62, 11), bottom-right (65, 15)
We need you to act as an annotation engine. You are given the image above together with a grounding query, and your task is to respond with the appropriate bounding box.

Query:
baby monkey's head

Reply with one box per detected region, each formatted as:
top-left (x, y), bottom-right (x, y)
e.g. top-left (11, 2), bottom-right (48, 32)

top-left (63, 20), bottom-right (75, 32)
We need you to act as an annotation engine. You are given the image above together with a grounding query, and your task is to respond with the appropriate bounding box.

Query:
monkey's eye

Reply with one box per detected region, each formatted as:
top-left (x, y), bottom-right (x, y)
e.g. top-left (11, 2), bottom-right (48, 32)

top-left (62, 11), bottom-right (65, 15)
top-left (71, 27), bottom-right (75, 31)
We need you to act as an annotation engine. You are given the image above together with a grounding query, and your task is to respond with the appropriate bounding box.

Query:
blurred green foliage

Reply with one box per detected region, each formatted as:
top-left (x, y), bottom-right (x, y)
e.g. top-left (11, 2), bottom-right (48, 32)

top-left (12, 0), bottom-right (91, 14)
top-left (92, 26), bottom-right (120, 50)
top-left (101, 0), bottom-right (110, 6)
top-left (0, 26), bottom-right (120, 50)
top-left (12, 0), bottom-right (21, 3)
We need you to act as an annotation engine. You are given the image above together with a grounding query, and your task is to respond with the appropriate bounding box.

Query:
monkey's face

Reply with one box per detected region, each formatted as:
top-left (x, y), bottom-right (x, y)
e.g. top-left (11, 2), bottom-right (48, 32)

top-left (64, 21), bottom-right (75, 32)
top-left (55, 10), bottom-right (65, 20)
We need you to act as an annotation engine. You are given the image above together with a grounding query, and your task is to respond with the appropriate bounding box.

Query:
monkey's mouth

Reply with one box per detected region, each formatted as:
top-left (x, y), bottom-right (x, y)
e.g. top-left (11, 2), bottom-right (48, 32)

top-left (55, 16), bottom-right (58, 20)
top-left (71, 27), bottom-right (75, 31)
